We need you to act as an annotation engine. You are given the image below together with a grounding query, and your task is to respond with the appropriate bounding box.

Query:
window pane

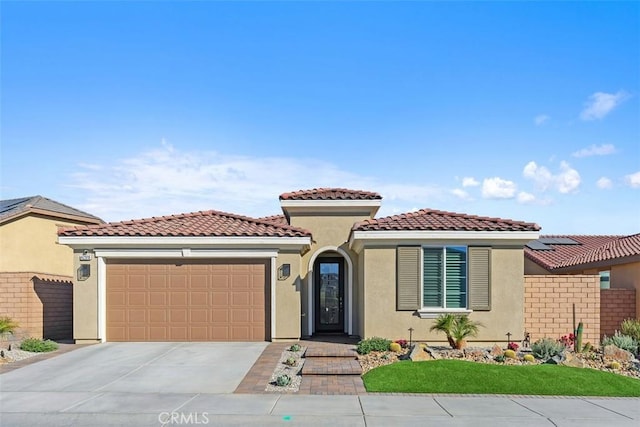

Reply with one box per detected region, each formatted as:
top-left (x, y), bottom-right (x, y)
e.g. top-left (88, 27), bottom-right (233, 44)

top-left (445, 247), bottom-right (467, 309)
top-left (423, 248), bottom-right (443, 307)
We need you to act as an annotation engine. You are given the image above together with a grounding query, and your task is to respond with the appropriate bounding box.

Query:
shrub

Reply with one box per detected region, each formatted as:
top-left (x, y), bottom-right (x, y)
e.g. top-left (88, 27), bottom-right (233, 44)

top-left (357, 337), bottom-right (392, 355)
top-left (523, 354), bottom-right (535, 363)
top-left (289, 344), bottom-right (301, 352)
top-left (20, 338), bottom-right (58, 353)
top-left (602, 332), bottom-right (638, 354)
top-left (504, 349), bottom-right (517, 359)
top-left (389, 342), bottom-right (402, 352)
top-left (507, 342), bottom-right (519, 351)
top-left (494, 354), bottom-right (506, 363)
top-left (531, 337), bottom-right (565, 360)
top-left (559, 333), bottom-right (575, 348)
top-left (275, 374), bottom-right (291, 387)
top-left (620, 318), bottom-right (640, 342)
top-left (0, 317), bottom-right (19, 337)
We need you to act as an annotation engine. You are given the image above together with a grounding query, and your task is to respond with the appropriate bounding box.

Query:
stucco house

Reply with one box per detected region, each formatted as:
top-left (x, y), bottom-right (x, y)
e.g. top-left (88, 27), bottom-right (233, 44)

top-left (525, 234), bottom-right (640, 320)
top-left (0, 196), bottom-right (103, 339)
top-left (58, 188), bottom-right (540, 344)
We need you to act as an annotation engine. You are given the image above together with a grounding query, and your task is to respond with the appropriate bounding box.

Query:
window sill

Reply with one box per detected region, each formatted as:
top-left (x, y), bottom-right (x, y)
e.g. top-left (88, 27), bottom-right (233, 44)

top-left (417, 308), bottom-right (472, 319)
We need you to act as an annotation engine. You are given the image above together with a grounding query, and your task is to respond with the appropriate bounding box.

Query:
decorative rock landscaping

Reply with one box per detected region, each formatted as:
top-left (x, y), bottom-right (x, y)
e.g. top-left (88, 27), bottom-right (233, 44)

top-left (265, 344), bottom-right (306, 393)
top-left (358, 343), bottom-right (640, 380)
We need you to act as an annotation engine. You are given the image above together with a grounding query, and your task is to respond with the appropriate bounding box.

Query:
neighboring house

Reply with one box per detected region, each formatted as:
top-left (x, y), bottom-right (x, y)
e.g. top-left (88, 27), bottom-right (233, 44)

top-left (58, 188), bottom-right (540, 344)
top-left (0, 196), bottom-right (103, 340)
top-left (525, 234), bottom-right (640, 321)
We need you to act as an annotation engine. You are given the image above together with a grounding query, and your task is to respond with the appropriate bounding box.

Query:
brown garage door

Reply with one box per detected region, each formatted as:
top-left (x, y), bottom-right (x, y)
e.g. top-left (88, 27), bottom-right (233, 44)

top-left (106, 260), bottom-right (269, 341)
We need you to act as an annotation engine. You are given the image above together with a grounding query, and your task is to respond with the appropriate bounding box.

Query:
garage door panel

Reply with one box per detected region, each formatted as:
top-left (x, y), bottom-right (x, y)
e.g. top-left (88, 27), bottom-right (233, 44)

top-left (107, 261), bottom-right (267, 342)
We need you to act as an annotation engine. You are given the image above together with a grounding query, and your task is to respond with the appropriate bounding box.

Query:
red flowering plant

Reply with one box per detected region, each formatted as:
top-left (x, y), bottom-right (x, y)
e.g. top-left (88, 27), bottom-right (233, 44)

top-left (394, 339), bottom-right (409, 349)
top-left (559, 333), bottom-right (575, 348)
top-left (507, 342), bottom-right (519, 351)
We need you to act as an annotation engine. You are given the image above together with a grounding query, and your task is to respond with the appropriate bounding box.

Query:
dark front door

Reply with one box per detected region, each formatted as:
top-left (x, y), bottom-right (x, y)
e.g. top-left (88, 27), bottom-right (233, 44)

top-left (314, 257), bottom-right (345, 333)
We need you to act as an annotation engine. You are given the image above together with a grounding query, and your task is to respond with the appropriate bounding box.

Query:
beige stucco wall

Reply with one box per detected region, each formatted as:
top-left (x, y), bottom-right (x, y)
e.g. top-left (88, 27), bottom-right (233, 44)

top-left (0, 215), bottom-right (94, 276)
top-left (72, 250), bottom-right (100, 343)
top-left (360, 246), bottom-right (526, 344)
top-left (274, 252), bottom-right (302, 340)
top-left (289, 214), bottom-right (370, 337)
top-left (524, 257), bottom-right (551, 275)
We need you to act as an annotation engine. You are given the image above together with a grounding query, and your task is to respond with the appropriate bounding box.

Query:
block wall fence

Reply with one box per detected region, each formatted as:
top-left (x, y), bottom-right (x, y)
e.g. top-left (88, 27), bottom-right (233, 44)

top-left (600, 288), bottom-right (636, 338)
top-left (0, 272), bottom-right (73, 341)
top-left (524, 275), bottom-right (600, 345)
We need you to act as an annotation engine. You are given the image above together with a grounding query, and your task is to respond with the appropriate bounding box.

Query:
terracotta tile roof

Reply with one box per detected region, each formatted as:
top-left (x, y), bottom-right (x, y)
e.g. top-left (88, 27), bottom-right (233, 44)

top-left (0, 195), bottom-right (102, 224)
top-left (353, 208), bottom-right (540, 232)
top-left (257, 214), bottom-right (290, 226)
top-left (554, 234), bottom-right (640, 269)
top-left (524, 235), bottom-right (623, 270)
top-left (280, 188), bottom-right (382, 201)
top-left (59, 210), bottom-right (311, 238)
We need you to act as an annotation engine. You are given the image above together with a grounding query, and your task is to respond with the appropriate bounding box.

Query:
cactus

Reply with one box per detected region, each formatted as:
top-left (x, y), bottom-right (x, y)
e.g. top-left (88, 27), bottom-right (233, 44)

top-left (575, 322), bottom-right (583, 352)
top-left (504, 349), bottom-right (517, 359)
top-left (608, 361), bottom-right (621, 370)
top-left (523, 354), bottom-right (535, 363)
top-left (582, 342), bottom-right (593, 353)
top-left (276, 374), bottom-right (291, 387)
top-left (389, 342), bottom-right (402, 352)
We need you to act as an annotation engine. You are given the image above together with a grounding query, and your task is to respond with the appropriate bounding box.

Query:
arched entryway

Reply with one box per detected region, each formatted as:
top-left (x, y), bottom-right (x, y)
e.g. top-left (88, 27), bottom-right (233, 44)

top-left (307, 246), bottom-right (353, 336)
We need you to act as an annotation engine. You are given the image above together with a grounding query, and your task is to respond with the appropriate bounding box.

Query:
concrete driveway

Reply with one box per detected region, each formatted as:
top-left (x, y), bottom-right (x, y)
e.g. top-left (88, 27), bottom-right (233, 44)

top-left (1, 342), bottom-right (268, 394)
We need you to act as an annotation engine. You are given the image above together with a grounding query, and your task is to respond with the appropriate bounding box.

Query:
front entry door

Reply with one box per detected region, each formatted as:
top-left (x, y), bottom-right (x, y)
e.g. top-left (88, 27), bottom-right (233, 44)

top-left (314, 257), bottom-right (344, 333)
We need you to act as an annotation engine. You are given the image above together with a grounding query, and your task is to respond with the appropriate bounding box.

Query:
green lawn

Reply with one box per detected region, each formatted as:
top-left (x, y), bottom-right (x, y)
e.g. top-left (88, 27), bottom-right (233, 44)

top-left (362, 360), bottom-right (640, 396)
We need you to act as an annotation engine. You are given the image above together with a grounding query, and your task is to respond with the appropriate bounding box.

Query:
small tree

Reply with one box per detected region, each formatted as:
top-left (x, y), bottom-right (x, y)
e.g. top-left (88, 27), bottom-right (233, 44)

top-left (429, 313), bottom-right (457, 348)
top-left (0, 317), bottom-right (19, 341)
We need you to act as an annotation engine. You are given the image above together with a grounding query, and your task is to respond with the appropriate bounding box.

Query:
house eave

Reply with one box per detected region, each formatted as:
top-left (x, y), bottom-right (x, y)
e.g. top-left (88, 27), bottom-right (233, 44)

top-left (58, 235), bottom-right (312, 252)
top-left (280, 199), bottom-right (381, 218)
top-left (349, 230), bottom-right (540, 252)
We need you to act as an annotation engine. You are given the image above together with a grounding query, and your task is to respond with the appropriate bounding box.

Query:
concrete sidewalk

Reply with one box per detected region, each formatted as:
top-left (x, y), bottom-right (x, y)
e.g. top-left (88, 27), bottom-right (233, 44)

top-left (1, 393), bottom-right (638, 426)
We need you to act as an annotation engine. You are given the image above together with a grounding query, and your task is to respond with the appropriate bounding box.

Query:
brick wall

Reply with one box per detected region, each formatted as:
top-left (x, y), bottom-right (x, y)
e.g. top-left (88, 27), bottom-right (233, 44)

top-left (524, 275), bottom-right (600, 345)
top-left (0, 272), bottom-right (73, 341)
top-left (600, 288), bottom-right (636, 338)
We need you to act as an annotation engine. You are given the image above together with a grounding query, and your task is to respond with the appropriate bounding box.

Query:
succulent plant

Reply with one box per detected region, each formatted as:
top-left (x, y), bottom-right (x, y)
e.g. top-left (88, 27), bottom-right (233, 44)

top-left (531, 337), bottom-right (565, 360)
top-left (389, 342), bottom-right (402, 352)
top-left (283, 356), bottom-right (296, 366)
top-left (289, 344), bottom-right (301, 352)
top-left (494, 354), bottom-right (506, 363)
top-left (608, 361), bottom-right (621, 370)
top-left (276, 374), bottom-right (291, 387)
top-left (523, 354), bottom-right (535, 363)
top-left (504, 349), bottom-right (517, 359)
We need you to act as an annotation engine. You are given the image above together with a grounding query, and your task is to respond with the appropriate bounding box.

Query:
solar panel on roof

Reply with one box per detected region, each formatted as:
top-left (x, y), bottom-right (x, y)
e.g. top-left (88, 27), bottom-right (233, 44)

top-left (538, 237), bottom-right (581, 245)
top-left (526, 241), bottom-right (553, 250)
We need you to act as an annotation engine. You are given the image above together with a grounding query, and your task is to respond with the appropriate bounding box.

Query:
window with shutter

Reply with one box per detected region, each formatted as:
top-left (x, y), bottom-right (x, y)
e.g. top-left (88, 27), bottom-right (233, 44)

top-left (422, 246), bottom-right (468, 309)
top-left (468, 247), bottom-right (491, 311)
top-left (396, 247), bottom-right (420, 310)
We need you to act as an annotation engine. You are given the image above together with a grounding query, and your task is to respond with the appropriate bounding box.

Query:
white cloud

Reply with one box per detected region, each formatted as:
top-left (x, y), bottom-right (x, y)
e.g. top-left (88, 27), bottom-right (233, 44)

top-left (481, 177), bottom-right (517, 199)
top-left (580, 91), bottom-right (629, 121)
top-left (451, 188), bottom-right (471, 200)
top-left (572, 143), bottom-right (617, 158)
top-left (67, 143), bottom-right (446, 221)
top-left (461, 177), bottom-right (480, 187)
top-left (534, 114), bottom-right (550, 125)
top-left (517, 192), bottom-right (536, 204)
top-left (596, 177), bottom-right (613, 190)
top-left (523, 161), bottom-right (554, 191)
top-left (625, 171), bottom-right (640, 188)
top-left (556, 161), bottom-right (581, 194)
top-left (522, 160), bottom-right (581, 194)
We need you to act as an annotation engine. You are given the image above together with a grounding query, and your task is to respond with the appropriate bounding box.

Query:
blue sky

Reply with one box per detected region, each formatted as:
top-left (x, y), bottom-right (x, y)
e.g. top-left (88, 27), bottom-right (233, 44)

top-left (2, 1), bottom-right (639, 235)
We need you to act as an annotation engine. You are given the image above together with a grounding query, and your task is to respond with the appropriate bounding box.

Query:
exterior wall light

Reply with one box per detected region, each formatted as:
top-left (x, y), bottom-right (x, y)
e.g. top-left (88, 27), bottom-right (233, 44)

top-left (278, 264), bottom-right (291, 280)
top-left (77, 264), bottom-right (91, 281)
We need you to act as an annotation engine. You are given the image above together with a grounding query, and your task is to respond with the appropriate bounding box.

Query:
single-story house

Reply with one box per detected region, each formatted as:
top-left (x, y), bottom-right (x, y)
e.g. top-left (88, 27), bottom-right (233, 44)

top-left (58, 188), bottom-right (540, 344)
top-left (525, 234), bottom-right (640, 319)
top-left (0, 196), bottom-right (103, 339)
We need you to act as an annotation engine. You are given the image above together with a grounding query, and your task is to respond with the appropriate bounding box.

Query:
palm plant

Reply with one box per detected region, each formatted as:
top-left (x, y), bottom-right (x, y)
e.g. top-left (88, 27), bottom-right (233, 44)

top-left (0, 316), bottom-right (19, 341)
top-left (430, 314), bottom-right (483, 349)
top-left (429, 313), bottom-right (457, 348)
top-left (450, 316), bottom-right (482, 349)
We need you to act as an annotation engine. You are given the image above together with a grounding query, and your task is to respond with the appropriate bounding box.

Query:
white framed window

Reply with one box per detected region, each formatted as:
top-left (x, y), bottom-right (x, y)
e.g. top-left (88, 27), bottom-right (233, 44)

top-left (422, 246), bottom-right (468, 309)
